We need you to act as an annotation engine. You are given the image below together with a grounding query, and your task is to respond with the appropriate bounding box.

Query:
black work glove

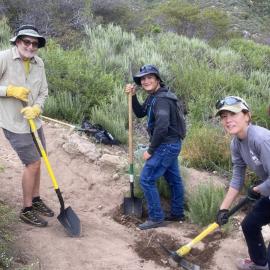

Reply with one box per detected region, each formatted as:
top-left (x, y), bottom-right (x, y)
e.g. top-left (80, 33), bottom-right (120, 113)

top-left (247, 186), bottom-right (261, 201)
top-left (216, 209), bottom-right (229, 226)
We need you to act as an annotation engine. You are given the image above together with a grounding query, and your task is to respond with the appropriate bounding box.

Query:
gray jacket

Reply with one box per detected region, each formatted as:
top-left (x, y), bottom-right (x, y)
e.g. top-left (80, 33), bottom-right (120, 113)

top-left (230, 124), bottom-right (270, 196)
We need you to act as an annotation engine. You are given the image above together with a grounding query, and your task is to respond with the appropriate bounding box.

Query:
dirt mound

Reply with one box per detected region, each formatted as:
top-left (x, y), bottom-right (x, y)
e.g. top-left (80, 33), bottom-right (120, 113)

top-left (0, 122), bottom-right (248, 270)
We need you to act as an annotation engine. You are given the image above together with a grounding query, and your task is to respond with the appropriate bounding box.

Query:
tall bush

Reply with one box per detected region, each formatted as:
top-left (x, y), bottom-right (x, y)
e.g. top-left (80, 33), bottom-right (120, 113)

top-left (40, 40), bottom-right (116, 123)
top-left (228, 39), bottom-right (270, 72)
top-left (91, 84), bottom-right (128, 143)
top-left (182, 123), bottom-right (232, 175)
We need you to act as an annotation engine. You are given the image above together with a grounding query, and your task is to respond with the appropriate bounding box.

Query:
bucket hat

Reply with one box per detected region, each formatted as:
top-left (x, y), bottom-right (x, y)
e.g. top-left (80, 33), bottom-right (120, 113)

top-left (215, 96), bottom-right (249, 116)
top-left (10, 25), bottom-right (46, 48)
top-left (133, 64), bottom-right (163, 86)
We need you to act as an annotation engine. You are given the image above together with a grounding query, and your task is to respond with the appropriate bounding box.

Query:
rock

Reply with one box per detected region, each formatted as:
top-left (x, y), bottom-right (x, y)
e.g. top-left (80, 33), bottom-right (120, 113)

top-left (62, 133), bottom-right (101, 161)
top-left (113, 173), bottom-right (120, 180)
top-left (99, 153), bottom-right (127, 169)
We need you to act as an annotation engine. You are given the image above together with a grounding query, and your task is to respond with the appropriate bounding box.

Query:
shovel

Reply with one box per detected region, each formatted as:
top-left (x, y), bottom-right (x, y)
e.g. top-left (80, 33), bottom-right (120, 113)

top-left (123, 92), bottom-right (143, 218)
top-left (28, 118), bottom-right (81, 237)
top-left (164, 196), bottom-right (250, 265)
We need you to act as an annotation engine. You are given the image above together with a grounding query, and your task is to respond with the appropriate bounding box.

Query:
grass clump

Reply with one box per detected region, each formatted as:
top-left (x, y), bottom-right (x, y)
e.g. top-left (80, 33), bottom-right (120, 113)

top-left (44, 92), bottom-right (91, 125)
top-left (182, 123), bottom-right (232, 175)
top-left (0, 202), bottom-right (16, 268)
top-left (187, 181), bottom-right (225, 226)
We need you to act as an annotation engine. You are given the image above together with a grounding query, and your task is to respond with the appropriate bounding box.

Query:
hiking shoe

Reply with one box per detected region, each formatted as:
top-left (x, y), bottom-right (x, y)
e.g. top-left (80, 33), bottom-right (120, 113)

top-left (20, 210), bottom-right (48, 227)
top-left (32, 199), bottom-right (54, 217)
top-left (236, 258), bottom-right (268, 270)
top-left (164, 213), bottom-right (185, 222)
top-left (138, 220), bottom-right (165, 230)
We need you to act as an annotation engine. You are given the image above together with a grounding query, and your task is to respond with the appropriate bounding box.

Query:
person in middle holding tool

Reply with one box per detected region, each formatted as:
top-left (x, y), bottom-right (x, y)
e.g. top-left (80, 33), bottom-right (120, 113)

top-left (125, 64), bottom-right (185, 230)
top-left (215, 96), bottom-right (270, 270)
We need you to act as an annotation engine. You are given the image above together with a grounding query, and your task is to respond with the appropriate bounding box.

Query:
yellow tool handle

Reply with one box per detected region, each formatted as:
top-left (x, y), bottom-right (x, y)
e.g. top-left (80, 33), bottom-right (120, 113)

top-left (176, 222), bottom-right (219, 256)
top-left (28, 119), bottom-right (59, 190)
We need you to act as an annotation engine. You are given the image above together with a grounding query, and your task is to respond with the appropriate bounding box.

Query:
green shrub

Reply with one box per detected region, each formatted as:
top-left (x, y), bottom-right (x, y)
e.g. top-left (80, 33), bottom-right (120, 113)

top-left (44, 92), bottom-right (91, 124)
top-left (41, 40), bottom-right (116, 114)
top-left (182, 123), bottom-right (232, 175)
top-left (90, 84), bottom-right (128, 143)
top-left (187, 181), bottom-right (225, 226)
top-left (197, 7), bottom-right (231, 46)
top-left (228, 39), bottom-right (270, 72)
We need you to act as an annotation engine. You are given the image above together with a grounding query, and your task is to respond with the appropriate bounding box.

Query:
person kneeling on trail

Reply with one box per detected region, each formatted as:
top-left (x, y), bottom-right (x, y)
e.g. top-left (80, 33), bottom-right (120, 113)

top-left (0, 25), bottom-right (54, 227)
top-left (215, 96), bottom-right (270, 270)
top-left (125, 64), bottom-right (186, 230)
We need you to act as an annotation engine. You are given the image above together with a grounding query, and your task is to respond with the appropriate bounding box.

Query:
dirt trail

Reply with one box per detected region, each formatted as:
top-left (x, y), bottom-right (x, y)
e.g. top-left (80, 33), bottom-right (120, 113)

top-left (0, 122), bottom-right (248, 270)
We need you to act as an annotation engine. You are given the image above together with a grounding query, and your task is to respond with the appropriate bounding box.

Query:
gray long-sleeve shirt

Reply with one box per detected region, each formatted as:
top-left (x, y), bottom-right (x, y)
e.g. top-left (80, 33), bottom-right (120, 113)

top-left (0, 46), bottom-right (48, 133)
top-left (230, 124), bottom-right (270, 196)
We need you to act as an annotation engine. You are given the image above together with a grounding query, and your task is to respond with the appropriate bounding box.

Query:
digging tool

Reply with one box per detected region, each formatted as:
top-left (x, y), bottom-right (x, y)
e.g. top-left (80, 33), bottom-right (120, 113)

top-left (123, 91), bottom-right (143, 218)
top-left (28, 118), bottom-right (81, 237)
top-left (160, 243), bottom-right (200, 270)
top-left (163, 196), bottom-right (250, 267)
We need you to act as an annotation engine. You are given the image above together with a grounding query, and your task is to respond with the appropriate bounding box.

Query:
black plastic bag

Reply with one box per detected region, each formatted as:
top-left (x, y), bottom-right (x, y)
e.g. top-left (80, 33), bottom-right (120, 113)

top-left (81, 118), bottom-right (120, 145)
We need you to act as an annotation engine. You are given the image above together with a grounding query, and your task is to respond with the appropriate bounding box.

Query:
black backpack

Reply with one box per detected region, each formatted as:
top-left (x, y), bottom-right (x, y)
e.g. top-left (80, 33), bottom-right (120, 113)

top-left (173, 98), bottom-right (187, 139)
top-left (154, 92), bottom-right (187, 140)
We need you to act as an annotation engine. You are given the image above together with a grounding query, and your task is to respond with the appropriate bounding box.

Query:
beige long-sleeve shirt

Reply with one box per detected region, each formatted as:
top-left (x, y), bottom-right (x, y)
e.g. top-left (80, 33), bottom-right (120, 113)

top-left (0, 46), bottom-right (48, 133)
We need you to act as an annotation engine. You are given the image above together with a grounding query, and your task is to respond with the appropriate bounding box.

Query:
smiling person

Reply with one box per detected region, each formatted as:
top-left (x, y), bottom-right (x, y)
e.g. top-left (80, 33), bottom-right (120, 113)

top-left (0, 25), bottom-right (54, 227)
top-left (215, 96), bottom-right (270, 270)
top-left (125, 64), bottom-right (185, 230)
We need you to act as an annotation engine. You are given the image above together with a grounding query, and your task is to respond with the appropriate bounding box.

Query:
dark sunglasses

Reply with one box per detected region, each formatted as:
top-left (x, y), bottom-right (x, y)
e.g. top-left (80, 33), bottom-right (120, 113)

top-left (215, 96), bottom-right (249, 110)
top-left (20, 38), bottom-right (39, 48)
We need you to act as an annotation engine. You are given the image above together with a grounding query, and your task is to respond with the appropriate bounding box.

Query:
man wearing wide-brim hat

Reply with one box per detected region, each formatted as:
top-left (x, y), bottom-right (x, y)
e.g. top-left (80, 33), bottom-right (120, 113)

top-left (0, 25), bottom-right (54, 227)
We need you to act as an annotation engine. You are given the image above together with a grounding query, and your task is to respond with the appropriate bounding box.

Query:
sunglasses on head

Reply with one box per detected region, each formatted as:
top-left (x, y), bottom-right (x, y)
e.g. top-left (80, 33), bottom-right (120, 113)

top-left (215, 96), bottom-right (249, 110)
top-left (20, 38), bottom-right (39, 48)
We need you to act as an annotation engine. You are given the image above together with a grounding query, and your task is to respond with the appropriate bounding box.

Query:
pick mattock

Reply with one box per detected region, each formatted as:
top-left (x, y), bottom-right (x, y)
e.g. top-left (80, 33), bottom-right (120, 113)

top-left (163, 196), bottom-right (250, 268)
top-left (28, 118), bottom-right (81, 237)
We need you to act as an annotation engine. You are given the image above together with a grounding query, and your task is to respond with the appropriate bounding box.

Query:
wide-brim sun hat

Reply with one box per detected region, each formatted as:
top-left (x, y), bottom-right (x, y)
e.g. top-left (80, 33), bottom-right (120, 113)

top-left (10, 25), bottom-right (46, 48)
top-left (215, 96), bottom-right (250, 116)
top-left (133, 64), bottom-right (163, 86)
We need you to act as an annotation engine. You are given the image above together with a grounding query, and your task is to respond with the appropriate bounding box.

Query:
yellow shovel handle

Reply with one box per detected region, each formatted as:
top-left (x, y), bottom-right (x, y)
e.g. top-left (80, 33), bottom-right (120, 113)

top-left (29, 119), bottom-right (59, 190)
top-left (176, 222), bottom-right (219, 257)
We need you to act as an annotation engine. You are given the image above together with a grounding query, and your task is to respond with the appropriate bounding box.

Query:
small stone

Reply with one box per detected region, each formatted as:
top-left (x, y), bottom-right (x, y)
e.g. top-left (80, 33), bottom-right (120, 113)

top-left (161, 259), bottom-right (168, 265)
top-left (113, 173), bottom-right (120, 180)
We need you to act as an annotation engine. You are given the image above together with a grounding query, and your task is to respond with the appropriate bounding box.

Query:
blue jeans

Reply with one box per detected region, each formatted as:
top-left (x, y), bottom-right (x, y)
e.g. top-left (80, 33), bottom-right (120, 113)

top-left (140, 142), bottom-right (184, 222)
top-left (241, 197), bottom-right (270, 267)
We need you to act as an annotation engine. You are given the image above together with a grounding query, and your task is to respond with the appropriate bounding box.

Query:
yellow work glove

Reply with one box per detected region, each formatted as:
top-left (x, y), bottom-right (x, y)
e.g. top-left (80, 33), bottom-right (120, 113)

top-left (21, 105), bottom-right (41, 120)
top-left (6, 85), bottom-right (30, 102)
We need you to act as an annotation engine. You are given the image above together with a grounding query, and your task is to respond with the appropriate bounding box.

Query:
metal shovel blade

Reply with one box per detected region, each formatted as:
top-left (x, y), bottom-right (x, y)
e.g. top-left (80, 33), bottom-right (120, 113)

top-left (123, 196), bottom-right (143, 218)
top-left (57, 206), bottom-right (81, 237)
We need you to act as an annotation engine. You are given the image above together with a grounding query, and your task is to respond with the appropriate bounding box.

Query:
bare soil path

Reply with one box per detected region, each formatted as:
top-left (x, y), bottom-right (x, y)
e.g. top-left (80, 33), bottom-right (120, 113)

top-left (0, 122), bottom-right (249, 270)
